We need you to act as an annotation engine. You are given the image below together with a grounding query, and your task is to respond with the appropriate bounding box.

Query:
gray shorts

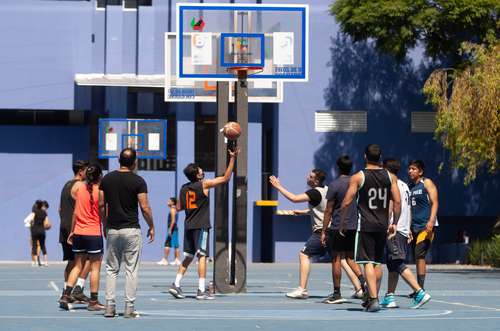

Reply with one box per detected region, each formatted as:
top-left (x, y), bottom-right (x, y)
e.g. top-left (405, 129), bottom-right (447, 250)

top-left (386, 232), bottom-right (409, 262)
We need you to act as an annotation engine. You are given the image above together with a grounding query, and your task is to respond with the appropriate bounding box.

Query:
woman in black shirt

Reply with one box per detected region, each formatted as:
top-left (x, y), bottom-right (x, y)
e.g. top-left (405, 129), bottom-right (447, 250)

top-left (30, 200), bottom-right (51, 267)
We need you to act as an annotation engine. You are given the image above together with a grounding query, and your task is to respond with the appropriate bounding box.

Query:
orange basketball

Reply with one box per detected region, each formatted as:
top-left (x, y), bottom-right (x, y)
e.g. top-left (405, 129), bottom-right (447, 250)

top-left (223, 121), bottom-right (242, 140)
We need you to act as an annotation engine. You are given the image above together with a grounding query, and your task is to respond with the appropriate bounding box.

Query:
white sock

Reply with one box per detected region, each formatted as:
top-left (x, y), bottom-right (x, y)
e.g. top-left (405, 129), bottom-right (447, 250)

top-left (76, 277), bottom-right (85, 288)
top-left (64, 282), bottom-right (67, 290)
top-left (174, 273), bottom-right (183, 287)
top-left (199, 278), bottom-right (205, 292)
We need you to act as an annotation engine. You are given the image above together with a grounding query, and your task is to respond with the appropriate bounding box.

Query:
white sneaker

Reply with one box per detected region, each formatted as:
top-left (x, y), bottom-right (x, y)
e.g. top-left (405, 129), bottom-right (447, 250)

top-left (42, 262), bottom-right (49, 267)
top-left (173, 259), bottom-right (181, 266)
top-left (350, 288), bottom-right (364, 299)
top-left (156, 259), bottom-right (168, 266)
top-left (286, 287), bottom-right (309, 299)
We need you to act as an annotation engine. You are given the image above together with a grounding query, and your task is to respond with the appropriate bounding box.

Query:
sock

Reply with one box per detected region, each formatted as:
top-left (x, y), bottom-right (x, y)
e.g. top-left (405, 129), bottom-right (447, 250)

top-left (199, 278), bottom-right (206, 292)
top-left (417, 274), bottom-right (425, 289)
top-left (64, 282), bottom-right (67, 289)
top-left (174, 273), bottom-right (183, 287)
top-left (76, 277), bottom-right (85, 288)
top-left (90, 292), bottom-right (98, 301)
top-left (64, 286), bottom-right (73, 296)
top-left (334, 287), bottom-right (341, 294)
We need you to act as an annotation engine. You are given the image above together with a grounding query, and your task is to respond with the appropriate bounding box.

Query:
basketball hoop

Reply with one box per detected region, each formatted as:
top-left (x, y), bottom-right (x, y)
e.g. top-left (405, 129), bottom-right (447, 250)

top-left (227, 66), bottom-right (264, 79)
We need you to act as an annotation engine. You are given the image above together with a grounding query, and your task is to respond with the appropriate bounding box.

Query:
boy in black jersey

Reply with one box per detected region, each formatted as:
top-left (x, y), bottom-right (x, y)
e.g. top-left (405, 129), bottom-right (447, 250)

top-left (340, 144), bottom-right (401, 312)
top-left (169, 148), bottom-right (239, 300)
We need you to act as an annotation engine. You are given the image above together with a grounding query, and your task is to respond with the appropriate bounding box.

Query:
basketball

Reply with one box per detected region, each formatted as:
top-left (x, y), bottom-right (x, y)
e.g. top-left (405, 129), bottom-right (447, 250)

top-left (223, 121), bottom-right (242, 140)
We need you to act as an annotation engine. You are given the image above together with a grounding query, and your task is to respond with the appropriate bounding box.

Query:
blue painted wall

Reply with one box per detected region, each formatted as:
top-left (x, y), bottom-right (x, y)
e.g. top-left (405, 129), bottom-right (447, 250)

top-left (0, 0), bottom-right (498, 262)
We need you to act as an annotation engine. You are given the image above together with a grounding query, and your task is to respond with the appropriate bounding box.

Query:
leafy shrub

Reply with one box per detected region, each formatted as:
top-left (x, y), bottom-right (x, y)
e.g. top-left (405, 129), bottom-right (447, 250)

top-left (468, 235), bottom-right (500, 267)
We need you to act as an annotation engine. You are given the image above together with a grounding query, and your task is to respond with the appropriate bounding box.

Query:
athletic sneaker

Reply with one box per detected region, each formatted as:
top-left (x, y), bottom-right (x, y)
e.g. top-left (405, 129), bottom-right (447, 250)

top-left (285, 287), bottom-right (308, 299)
top-left (72, 286), bottom-right (90, 303)
top-left (365, 298), bottom-right (381, 312)
top-left (124, 304), bottom-right (140, 318)
top-left (87, 300), bottom-right (105, 311)
top-left (196, 289), bottom-right (215, 300)
top-left (409, 289), bottom-right (431, 309)
top-left (59, 294), bottom-right (72, 311)
top-left (323, 292), bottom-right (347, 304)
top-left (169, 283), bottom-right (185, 299)
top-left (408, 291), bottom-right (417, 298)
top-left (172, 259), bottom-right (182, 266)
top-left (380, 293), bottom-right (398, 308)
top-left (350, 288), bottom-right (364, 299)
top-left (103, 303), bottom-right (116, 318)
top-left (156, 259), bottom-right (168, 266)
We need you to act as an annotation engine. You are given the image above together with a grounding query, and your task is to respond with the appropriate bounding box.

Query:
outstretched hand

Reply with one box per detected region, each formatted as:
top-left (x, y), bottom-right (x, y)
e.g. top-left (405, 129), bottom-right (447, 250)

top-left (269, 175), bottom-right (281, 188)
top-left (228, 147), bottom-right (240, 158)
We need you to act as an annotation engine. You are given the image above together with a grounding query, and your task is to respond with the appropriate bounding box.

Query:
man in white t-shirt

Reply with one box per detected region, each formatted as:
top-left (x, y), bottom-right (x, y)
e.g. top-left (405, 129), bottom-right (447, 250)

top-left (269, 169), bottom-right (329, 299)
top-left (380, 159), bottom-right (431, 309)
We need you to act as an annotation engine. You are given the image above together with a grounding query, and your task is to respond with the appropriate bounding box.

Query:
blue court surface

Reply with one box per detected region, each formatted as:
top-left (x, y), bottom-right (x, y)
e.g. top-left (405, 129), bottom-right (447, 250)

top-left (0, 262), bottom-right (499, 331)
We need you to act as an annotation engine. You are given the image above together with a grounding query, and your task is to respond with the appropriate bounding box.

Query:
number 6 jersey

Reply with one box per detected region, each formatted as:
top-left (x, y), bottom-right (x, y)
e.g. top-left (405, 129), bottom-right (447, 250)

top-left (357, 169), bottom-right (393, 232)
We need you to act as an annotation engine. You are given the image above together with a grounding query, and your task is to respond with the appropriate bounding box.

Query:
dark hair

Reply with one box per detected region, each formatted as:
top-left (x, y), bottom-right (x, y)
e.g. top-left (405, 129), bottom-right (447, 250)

top-left (33, 200), bottom-right (49, 211)
top-left (409, 160), bottom-right (425, 173)
top-left (183, 163), bottom-right (200, 182)
top-left (72, 160), bottom-right (89, 175)
top-left (119, 148), bottom-right (137, 168)
top-left (365, 144), bottom-right (382, 163)
top-left (169, 197), bottom-right (177, 205)
top-left (311, 169), bottom-right (327, 186)
top-left (85, 164), bottom-right (103, 207)
top-left (336, 155), bottom-right (353, 175)
top-left (383, 158), bottom-right (401, 175)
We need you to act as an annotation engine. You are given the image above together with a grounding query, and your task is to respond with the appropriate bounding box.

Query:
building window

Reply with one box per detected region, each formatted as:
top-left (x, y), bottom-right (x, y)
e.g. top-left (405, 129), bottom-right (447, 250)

top-left (315, 111), bottom-right (367, 132)
top-left (195, 111), bottom-right (216, 172)
top-left (0, 110), bottom-right (86, 126)
top-left (411, 112), bottom-right (436, 133)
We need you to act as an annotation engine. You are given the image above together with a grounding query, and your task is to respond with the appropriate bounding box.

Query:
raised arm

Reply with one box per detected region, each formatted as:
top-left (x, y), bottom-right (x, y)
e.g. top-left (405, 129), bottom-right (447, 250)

top-left (138, 193), bottom-right (155, 243)
top-left (268, 176), bottom-right (310, 203)
top-left (423, 178), bottom-right (439, 233)
top-left (203, 148), bottom-right (239, 190)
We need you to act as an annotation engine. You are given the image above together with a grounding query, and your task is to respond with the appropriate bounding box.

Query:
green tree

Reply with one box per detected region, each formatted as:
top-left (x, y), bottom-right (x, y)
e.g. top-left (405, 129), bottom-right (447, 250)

top-left (331, 0), bottom-right (499, 183)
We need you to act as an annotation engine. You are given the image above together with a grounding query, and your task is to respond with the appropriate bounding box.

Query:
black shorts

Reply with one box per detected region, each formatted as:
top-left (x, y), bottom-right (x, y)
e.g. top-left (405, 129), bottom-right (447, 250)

top-left (301, 232), bottom-right (328, 258)
top-left (386, 232), bottom-right (409, 262)
top-left (184, 228), bottom-right (209, 257)
top-left (411, 229), bottom-right (435, 259)
top-left (72, 235), bottom-right (104, 255)
top-left (330, 230), bottom-right (356, 259)
top-left (61, 241), bottom-right (75, 261)
top-left (355, 231), bottom-right (386, 264)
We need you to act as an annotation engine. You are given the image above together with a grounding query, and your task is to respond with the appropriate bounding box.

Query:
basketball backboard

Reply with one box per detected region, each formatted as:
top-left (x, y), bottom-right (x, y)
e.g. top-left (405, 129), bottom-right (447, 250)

top-left (176, 3), bottom-right (308, 82)
top-left (165, 33), bottom-right (283, 103)
top-left (98, 118), bottom-right (167, 159)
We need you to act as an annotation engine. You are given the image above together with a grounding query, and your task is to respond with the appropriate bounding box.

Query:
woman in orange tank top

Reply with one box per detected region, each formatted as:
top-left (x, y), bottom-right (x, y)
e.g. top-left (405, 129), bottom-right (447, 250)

top-left (59, 164), bottom-right (105, 311)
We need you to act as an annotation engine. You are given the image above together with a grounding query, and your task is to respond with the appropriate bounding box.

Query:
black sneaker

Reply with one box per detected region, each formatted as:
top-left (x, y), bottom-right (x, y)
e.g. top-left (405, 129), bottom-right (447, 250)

top-left (59, 294), bottom-right (73, 311)
top-left (323, 292), bottom-right (347, 304)
top-left (169, 283), bottom-right (185, 299)
top-left (196, 289), bottom-right (214, 300)
top-left (365, 298), bottom-right (381, 312)
top-left (72, 286), bottom-right (90, 304)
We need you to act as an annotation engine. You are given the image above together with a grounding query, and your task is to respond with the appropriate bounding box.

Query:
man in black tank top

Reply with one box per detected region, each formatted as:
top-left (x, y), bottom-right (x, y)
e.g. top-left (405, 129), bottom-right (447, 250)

top-left (58, 160), bottom-right (92, 304)
top-left (340, 144), bottom-right (401, 312)
top-left (169, 148), bottom-right (239, 301)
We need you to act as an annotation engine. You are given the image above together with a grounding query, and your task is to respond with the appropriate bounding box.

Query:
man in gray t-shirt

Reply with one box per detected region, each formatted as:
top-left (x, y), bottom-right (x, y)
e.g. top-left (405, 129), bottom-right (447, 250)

top-left (321, 155), bottom-right (365, 304)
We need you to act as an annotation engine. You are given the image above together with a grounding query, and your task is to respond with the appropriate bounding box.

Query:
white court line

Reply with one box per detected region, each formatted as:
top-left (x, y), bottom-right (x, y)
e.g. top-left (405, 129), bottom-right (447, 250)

top-left (0, 311), bottom-right (459, 321)
top-left (48, 281), bottom-right (60, 293)
top-left (432, 299), bottom-right (500, 312)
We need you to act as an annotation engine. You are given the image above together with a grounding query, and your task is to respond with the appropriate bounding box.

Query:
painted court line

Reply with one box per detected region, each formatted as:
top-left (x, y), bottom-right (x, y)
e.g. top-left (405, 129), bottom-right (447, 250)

top-left (49, 281), bottom-right (60, 293)
top-left (432, 299), bottom-right (500, 312)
